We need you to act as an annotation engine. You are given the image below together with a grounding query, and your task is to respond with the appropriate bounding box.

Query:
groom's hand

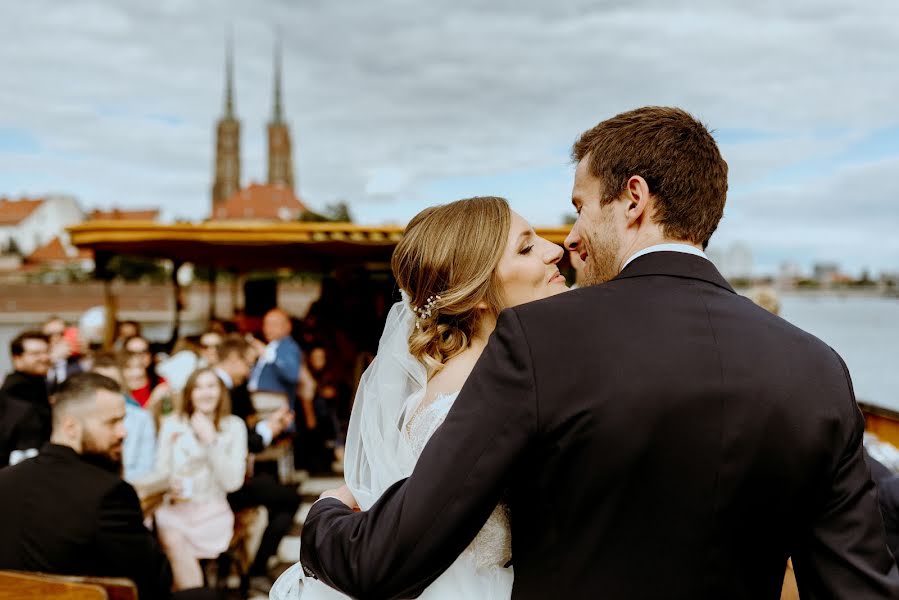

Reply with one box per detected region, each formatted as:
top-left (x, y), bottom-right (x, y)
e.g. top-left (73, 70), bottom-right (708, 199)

top-left (320, 484), bottom-right (360, 511)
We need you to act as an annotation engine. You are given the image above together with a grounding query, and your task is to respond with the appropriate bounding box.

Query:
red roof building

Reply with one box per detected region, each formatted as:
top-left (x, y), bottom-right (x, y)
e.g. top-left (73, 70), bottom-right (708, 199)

top-left (0, 198), bottom-right (44, 226)
top-left (212, 183), bottom-right (307, 221)
top-left (25, 236), bottom-right (93, 265)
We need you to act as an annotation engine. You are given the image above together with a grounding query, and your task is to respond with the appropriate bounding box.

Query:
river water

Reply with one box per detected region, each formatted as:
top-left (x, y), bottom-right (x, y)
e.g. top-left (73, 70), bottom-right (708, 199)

top-left (778, 293), bottom-right (899, 411)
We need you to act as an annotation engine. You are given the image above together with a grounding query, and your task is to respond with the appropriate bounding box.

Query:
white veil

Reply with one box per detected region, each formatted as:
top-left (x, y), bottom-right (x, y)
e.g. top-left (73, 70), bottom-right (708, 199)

top-left (270, 295), bottom-right (427, 599)
top-left (271, 293), bottom-right (515, 599)
top-left (344, 292), bottom-right (426, 509)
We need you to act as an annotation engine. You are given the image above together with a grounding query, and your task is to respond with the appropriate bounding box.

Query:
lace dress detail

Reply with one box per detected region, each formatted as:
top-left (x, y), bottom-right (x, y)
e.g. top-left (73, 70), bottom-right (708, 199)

top-left (406, 392), bottom-right (512, 571)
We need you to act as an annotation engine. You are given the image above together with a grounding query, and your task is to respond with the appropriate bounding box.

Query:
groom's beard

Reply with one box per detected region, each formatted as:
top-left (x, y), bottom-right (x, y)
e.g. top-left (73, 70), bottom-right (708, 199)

top-left (582, 222), bottom-right (621, 286)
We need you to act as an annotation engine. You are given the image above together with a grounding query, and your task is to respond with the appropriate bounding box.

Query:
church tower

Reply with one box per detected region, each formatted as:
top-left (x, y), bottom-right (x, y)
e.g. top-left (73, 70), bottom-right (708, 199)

top-left (212, 34), bottom-right (241, 212)
top-left (267, 38), bottom-right (294, 190)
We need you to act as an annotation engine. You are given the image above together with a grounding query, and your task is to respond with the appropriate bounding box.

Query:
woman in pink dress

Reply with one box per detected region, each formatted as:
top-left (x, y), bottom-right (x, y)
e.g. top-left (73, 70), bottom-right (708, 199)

top-left (153, 367), bottom-right (247, 590)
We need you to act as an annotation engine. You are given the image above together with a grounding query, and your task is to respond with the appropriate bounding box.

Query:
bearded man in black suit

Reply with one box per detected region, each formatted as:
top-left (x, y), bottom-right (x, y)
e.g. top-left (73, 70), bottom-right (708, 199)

top-left (0, 372), bottom-right (217, 600)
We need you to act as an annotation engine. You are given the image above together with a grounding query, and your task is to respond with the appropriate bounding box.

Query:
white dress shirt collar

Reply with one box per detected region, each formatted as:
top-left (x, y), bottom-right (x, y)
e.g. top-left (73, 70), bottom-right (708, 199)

top-left (622, 243), bottom-right (708, 271)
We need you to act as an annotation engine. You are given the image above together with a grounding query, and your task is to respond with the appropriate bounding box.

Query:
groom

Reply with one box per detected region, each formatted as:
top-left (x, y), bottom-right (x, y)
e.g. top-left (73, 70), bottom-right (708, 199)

top-left (301, 107), bottom-right (899, 599)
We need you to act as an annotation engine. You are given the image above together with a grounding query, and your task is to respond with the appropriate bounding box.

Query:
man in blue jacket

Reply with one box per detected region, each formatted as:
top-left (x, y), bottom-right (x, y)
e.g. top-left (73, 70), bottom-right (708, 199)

top-left (248, 308), bottom-right (301, 424)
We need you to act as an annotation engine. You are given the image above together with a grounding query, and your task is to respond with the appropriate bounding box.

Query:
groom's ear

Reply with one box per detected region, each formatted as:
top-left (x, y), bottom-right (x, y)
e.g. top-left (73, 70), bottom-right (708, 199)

top-left (623, 175), bottom-right (651, 226)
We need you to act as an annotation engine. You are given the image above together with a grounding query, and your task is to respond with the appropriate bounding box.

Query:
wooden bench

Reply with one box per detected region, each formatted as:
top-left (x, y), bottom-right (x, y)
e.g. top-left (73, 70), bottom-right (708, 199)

top-left (0, 570), bottom-right (137, 600)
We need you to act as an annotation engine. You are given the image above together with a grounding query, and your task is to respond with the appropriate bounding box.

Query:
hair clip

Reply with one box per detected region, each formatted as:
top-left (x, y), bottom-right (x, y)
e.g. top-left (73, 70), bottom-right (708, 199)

top-left (413, 295), bottom-right (441, 329)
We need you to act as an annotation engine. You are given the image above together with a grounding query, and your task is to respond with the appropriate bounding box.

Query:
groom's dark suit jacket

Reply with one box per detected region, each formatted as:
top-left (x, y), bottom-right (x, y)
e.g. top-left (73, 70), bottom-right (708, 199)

top-left (301, 252), bottom-right (899, 599)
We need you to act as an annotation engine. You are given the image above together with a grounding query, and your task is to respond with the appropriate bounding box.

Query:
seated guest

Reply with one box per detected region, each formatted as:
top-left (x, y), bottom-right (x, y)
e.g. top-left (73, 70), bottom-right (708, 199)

top-left (0, 373), bottom-right (176, 599)
top-left (122, 349), bottom-right (165, 407)
top-left (0, 331), bottom-right (52, 465)
top-left (296, 345), bottom-right (343, 473)
top-left (247, 308), bottom-right (301, 421)
top-left (123, 335), bottom-right (165, 401)
top-left (211, 336), bottom-right (300, 591)
top-left (199, 330), bottom-right (223, 368)
top-left (90, 351), bottom-right (156, 482)
top-left (43, 316), bottom-right (83, 392)
top-left (114, 320), bottom-right (142, 350)
top-left (0, 396), bottom-right (42, 467)
top-left (153, 368), bottom-right (247, 591)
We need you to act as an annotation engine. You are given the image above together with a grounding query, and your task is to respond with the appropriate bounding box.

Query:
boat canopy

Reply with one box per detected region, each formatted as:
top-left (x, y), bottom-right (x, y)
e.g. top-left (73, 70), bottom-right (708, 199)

top-left (69, 220), bottom-right (573, 270)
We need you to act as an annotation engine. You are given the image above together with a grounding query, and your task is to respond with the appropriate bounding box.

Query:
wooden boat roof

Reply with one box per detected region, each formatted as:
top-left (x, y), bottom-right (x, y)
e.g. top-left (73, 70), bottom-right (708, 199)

top-left (68, 220), bottom-right (572, 270)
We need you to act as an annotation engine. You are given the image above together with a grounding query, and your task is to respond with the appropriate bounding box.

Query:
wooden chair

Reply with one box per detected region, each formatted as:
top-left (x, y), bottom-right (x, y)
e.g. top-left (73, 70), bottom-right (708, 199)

top-left (780, 559), bottom-right (799, 600)
top-left (0, 570), bottom-right (138, 600)
top-left (202, 506), bottom-right (266, 596)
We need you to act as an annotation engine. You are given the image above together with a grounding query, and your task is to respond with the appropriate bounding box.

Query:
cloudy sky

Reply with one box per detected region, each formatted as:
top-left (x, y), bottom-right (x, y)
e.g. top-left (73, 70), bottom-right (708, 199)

top-left (1, 0), bottom-right (897, 274)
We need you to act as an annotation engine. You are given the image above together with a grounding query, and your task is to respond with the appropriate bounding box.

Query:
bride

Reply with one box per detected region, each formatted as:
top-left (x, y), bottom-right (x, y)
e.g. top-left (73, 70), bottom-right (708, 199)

top-left (271, 196), bottom-right (569, 599)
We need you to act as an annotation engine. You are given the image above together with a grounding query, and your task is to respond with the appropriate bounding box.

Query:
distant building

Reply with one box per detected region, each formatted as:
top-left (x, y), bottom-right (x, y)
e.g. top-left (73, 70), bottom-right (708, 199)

top-left (213, 183), bottom-right (307, 221)
top-left (25, 235), bottom-right (93, 271)
top-left (813, 262), bottom-right (840, 284)
top-left (0, 196), bottom-right (83, 256)
top-left (211, 34), bottom-right (299, 220)
top-left (267, 39), bottom-right (294, 192)
top-left (779, 261), bottom-right (803, 279)
top-left (707, 242), bottom-right (754, 280)
top-left (212, 33), bottom-right (241, 213)
top-left (880, 271), bottom-right (898, 288)
top-left (777, 261), bottom-right (804, 288)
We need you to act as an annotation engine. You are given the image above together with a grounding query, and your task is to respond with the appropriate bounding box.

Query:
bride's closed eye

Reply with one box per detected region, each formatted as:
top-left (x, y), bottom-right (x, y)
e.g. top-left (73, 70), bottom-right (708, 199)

top-left (519, 245), bottom-right (534, 255)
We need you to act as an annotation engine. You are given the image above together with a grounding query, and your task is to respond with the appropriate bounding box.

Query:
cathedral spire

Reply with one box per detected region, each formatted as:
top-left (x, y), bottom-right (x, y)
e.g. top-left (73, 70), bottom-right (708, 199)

top-left (267, 33), bottom-right (294, 190)
top-left (212, 29), bottom-right (241, 213)
top-left (224, 26), bottom-right (235, 118)
top-left (272, 35), bottom-right (284, 124)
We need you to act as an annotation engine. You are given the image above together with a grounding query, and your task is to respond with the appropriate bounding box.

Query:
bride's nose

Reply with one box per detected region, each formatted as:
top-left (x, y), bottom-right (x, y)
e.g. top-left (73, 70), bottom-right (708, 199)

top-left (543, 240), bottom-right (563, 264)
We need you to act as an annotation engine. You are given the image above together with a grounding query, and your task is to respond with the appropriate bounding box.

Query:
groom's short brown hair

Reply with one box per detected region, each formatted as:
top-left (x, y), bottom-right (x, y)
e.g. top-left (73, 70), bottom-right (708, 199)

top-left (572, 106), bottom-right (728, 246)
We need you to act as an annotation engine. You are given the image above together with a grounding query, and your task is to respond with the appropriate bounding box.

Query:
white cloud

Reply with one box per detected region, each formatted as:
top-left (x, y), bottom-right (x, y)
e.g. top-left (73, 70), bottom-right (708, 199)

top-left (0, 0), bottom-right (897, 269)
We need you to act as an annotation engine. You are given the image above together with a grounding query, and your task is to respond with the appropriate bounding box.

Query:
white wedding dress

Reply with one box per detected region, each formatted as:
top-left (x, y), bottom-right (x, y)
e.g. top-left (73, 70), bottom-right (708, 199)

top-left (270, 298), bottom-right (513, 600)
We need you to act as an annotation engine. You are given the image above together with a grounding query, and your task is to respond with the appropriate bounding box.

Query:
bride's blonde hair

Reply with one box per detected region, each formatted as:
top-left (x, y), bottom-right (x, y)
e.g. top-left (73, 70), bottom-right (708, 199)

top-left (392, 196), bottom-right (511, 377)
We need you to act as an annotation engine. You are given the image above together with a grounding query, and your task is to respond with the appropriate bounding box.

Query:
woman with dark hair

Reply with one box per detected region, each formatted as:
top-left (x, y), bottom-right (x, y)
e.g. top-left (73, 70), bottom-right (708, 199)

top-left (152, 367), bottom-right (247, 591)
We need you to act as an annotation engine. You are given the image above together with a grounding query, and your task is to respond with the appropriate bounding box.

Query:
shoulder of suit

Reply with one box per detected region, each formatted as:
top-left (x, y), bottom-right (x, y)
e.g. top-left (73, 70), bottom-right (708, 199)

top-left (511, 285), bottom-right (613, 322)
top-left (47, 451), bottom-right (125, 495)
top-left (738, 295), bottom-right (838, 358)
top-left (98, 477), bottom-right (143, 511)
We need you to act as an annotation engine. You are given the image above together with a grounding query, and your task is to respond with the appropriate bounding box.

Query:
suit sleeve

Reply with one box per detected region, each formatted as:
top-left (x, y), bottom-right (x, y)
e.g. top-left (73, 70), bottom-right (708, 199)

top-left (301, 309), bottom-right (538, 599)
top-left (792, 352), bottom-right (899, 597)
top-left (95, 481), bottom-right (174, 600)
top-left (272, 341), bottom-right (300, 387)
